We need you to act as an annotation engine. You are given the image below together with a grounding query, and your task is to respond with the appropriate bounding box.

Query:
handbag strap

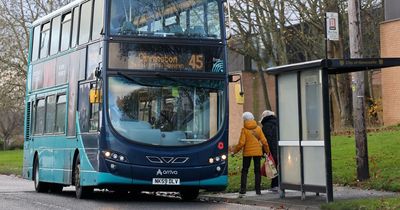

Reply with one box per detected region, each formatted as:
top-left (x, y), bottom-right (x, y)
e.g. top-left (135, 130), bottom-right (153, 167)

top-left (250, 129), bottom-right (262, 146)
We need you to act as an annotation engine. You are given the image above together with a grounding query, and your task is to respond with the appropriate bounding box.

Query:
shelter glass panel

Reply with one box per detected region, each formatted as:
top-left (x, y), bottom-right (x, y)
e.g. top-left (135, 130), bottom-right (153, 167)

top-left (303, 147), bottom-right (326, 186)
top-left (280, 146), bottom-right (301, 184)
top-left (278, 73), bottom-right (299, 141)
top-left (301, 69), bottom-right (324, 141)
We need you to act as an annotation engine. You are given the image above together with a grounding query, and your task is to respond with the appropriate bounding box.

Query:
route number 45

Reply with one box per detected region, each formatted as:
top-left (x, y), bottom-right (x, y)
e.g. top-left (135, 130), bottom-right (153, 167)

top-left (189, 54), bottom-right (204, 70)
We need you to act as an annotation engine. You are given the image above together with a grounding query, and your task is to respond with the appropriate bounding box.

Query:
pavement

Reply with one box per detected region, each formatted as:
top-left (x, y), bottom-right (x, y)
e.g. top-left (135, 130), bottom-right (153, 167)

top-left (2, 174), bottom-right (399, 209)
top-left (199, 186), bottom-right (400, 210)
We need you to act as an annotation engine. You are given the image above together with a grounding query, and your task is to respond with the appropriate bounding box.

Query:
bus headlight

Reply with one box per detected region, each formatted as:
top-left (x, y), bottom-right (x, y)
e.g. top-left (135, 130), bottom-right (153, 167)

top-left (104, 151), bottom-right (111, 158)
top-left (102, 151), bottom-right (128, 163)
top-left (221, 154), bottom-right (227, 160)
top-left (209, 154), bottom-right (227, 164)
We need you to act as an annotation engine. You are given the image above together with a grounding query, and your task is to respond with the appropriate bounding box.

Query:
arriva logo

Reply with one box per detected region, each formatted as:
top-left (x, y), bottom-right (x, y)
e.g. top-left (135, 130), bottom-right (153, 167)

top-left (156, 169), bottom-right (178, 176)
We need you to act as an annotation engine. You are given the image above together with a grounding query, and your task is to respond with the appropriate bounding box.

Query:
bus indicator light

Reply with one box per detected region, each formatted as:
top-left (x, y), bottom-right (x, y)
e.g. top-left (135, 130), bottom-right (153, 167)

top-left (217, 142), bottom-right (224, 150)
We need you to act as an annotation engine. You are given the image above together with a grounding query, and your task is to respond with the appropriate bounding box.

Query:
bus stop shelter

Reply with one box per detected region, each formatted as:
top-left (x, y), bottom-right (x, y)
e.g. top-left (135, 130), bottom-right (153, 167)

top-left (266, 58), bottom-right (400, 202)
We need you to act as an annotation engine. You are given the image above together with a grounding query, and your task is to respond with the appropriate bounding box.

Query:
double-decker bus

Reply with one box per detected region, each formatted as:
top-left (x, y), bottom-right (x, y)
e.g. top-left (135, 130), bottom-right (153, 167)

top-left (23, 0), bottom-right (228, 200)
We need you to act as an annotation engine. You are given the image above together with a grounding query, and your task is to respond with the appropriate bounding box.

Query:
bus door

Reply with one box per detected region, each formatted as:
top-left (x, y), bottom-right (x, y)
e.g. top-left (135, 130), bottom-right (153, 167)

top-left (78, 81), bottom-right (101, 171)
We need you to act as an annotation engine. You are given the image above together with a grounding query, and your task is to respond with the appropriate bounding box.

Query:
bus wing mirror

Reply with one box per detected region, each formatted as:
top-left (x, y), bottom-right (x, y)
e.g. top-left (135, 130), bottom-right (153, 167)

top-left (228, 74), bottom-right (244, 96)
top-left (228, 74), bottom-right (241, 83)
top-left (90, 88), bottom-right (102, 104)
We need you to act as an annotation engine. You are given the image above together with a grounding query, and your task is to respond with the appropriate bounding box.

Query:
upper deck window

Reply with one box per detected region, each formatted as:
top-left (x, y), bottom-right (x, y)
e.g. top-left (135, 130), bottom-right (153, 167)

top-left (40, 22), bottom-right (51, 59)
top-left (50, 16), bottom-right (61, 55)
top-left (92, 0), bottom-right (104, 40)
top-left (60, 13), bottom-right (72, 51)
top-left (31, 26), bottom-right (41, 61)
top-left (109, 0), bottom-right (221, 39)
top-left (79, 1), bottom-right (93, 45)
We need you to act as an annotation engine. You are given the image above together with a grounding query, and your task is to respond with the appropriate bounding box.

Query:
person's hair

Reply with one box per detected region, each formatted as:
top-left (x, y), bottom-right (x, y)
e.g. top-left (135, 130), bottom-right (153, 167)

top-left (260, 110), bottom-right (275, 122)
top-left (242, 112), bottom-right (254, 121)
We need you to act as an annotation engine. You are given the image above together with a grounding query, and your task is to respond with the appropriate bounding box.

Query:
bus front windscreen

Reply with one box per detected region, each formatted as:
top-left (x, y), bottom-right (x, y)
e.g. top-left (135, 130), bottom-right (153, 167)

top-left (109, 0), bottom-right (222, 39)
top-left (108, 75), bottom-right (225, 146)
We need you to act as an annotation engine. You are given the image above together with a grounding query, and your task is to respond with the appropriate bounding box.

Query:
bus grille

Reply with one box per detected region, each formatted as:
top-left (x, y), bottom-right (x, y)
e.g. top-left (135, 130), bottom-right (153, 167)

top-left (146, 156), bottom-right (189, 164)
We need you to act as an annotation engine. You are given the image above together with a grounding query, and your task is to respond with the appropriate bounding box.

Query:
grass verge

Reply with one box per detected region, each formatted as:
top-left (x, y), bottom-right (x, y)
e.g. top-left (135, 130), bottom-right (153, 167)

top-left (0, 150), bottom-right (23, 175)
top-left (321, 197), bottom-right (400, 210)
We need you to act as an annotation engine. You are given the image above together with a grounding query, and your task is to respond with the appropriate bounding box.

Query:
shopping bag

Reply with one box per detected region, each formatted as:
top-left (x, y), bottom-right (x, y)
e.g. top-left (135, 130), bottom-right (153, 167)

top-left (261, 153), bottom-right (278, 179)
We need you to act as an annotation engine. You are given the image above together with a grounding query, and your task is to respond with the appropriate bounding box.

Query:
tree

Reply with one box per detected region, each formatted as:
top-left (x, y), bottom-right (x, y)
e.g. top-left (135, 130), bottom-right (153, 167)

top-left (228, 0), bottom-right (382, 131)
top-left (0, 0), bottom-right (72, 149)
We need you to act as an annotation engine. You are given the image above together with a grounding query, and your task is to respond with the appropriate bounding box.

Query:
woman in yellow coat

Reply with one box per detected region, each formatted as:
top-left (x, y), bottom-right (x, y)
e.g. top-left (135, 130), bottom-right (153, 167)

top-left (232, 112), bottom-right (270, 196)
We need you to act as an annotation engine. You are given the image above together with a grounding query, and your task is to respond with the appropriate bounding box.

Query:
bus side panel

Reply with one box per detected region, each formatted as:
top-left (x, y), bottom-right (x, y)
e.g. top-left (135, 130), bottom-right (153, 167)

top-left (53, 137), bottom-right (76, 184)
top-left (33, 137), bottom-right (54, 183)
top-left (22, 140), bottom-right (34, 180)
top-left (75, 117), bottom-right (100, 186)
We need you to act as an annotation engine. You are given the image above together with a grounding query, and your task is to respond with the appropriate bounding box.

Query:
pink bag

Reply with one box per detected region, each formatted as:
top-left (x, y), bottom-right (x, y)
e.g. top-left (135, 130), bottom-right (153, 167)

top-left (261, 153), bottom-right (278, 179)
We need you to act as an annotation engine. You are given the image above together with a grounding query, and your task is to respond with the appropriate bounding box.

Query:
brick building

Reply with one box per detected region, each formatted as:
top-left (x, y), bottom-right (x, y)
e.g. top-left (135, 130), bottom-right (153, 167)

top-left (380, 0), bottom-right (400, 126)
top-left (227, 50), bottom-right (276, 146)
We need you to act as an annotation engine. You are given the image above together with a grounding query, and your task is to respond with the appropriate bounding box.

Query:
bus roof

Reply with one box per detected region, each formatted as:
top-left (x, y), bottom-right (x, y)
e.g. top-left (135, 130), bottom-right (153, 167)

top-left (31, 0), bottom-right (85, 27)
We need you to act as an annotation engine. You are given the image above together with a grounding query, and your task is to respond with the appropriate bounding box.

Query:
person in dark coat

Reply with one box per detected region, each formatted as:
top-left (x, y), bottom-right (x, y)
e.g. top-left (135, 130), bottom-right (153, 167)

top-left (260, 110), bottom-right (279, 191)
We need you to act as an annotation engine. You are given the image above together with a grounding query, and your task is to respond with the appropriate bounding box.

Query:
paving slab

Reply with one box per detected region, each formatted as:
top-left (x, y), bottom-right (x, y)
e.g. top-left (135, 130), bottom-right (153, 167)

top-left (200, 187), bottom-right (400, 210)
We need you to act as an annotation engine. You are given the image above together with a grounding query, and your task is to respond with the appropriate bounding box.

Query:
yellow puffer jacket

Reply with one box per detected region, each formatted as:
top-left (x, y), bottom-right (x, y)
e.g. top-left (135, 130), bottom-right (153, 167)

top-left (234, 120), bottom-right (270, 157)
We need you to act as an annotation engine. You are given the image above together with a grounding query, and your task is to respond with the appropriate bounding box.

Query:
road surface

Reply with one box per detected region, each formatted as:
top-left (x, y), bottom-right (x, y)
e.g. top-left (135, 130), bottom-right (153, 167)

top-left (0, 175), bottom-right (270, 210)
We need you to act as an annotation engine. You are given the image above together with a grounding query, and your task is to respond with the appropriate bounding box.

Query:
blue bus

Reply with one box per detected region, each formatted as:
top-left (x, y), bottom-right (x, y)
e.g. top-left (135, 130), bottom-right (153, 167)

top-left (23, 0), bottom-right (228, 200)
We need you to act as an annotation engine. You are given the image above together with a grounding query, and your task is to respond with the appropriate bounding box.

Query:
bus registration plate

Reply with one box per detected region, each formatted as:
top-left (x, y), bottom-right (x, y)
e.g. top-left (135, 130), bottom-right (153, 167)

top-left (152, 178), bottom-right (180, 185)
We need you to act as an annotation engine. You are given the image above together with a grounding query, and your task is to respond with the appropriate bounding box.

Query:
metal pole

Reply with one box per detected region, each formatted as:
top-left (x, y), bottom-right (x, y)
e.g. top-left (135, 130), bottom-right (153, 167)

top-left (322, 69), bottom-right (333, 202)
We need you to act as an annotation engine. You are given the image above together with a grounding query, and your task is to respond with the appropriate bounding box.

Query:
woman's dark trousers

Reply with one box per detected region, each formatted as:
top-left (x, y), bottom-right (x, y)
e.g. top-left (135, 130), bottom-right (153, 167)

top-left (240, 156), bottom-right (261, 194)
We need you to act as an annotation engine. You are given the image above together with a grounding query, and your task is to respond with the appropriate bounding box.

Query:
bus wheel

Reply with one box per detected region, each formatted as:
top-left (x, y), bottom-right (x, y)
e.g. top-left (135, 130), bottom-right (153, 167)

top-left (33, 157), bottom-right (49, 193)
top-left (74, 155), bottom-right (93, 199)
top-left (180, 189), bottom-right (199, 201)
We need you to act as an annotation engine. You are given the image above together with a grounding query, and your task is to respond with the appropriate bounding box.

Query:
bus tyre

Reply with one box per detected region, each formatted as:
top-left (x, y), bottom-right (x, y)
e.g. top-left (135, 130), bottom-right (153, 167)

top-left (180, 189), bottom-right (199, 201)
top-left (74, 156), bottom-right (93, 199)
top-left (33, 157), bottom-right (49, 193)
